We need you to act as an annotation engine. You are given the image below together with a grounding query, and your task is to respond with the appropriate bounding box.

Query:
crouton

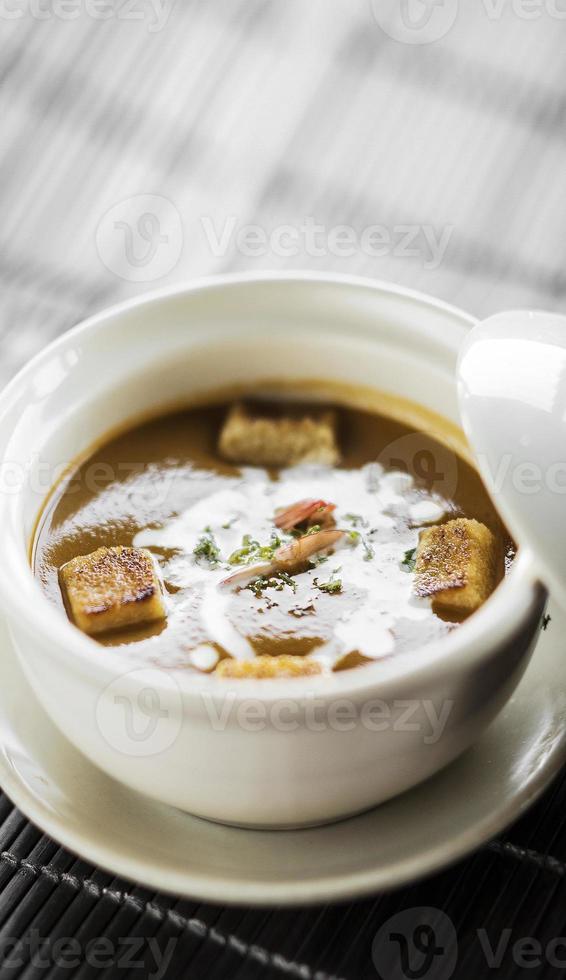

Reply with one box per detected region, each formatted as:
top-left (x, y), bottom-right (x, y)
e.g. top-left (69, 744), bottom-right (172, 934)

top-left (218, 402), bottom-right (340, 467)
top-left (414, 518), bottom-right (498, 619)
top-left (215, 654), bottom-right (322, 679)
top-left (59, 546), bottom-right (166, 635)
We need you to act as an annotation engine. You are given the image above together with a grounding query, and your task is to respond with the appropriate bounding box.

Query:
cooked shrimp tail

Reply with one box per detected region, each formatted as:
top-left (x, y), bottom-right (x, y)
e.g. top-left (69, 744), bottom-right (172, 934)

top-left (220, 561), bottom-right (277, 590)
top-left (220, 529), bottom-right (345, 590)
top-left (274, 499), bottom-right (336, 532)
top-left (272, 528), bottom-right (344, 573)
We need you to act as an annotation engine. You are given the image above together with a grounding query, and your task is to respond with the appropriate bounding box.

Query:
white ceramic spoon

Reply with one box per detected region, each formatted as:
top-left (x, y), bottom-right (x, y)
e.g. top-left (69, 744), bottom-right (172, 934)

top-left (458, 310), bottom-right (566, 612)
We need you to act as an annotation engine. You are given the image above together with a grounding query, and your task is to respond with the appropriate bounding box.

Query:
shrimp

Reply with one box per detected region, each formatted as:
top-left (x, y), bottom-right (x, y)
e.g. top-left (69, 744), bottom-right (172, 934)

top-left (274, 529), bottom-right (343, 571)
top-left (274, 499), bottom-right (336, 532)
top-left (220, 528), bottom-right (345, 589)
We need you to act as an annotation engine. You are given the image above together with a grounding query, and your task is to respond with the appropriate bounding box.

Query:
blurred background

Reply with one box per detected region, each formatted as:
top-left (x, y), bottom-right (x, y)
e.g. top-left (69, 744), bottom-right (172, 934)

top-left (2, 0), bottom-right (566, 386)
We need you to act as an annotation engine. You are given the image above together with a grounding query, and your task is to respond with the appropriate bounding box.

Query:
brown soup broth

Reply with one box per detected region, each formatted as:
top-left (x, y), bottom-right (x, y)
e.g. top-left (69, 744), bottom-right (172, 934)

top-left (33, 398), bottom-right (508, 672)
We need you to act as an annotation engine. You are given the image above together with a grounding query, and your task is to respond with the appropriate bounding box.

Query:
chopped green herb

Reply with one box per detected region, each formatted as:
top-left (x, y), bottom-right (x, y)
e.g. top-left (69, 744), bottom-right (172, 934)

top-left (308, 552), bottom-right (328, 569)
top-left (245, 571), bottom-right (297, 598)
top-left (305, 524), bottom-right (322, 535)
top-left (246, 576), bottom-right (269, 598)
top-left (402, 548), bottom-right (417, 572)
top-left (228, 544), bottom-right (254, 565)
top-left (257, 539), bottom-right (281, 560)
top-left (228, 532), bottom-right (282, 566)
top-left (346, 529), bottom-right (374, 561)
top-left (193, 531), bottom-right (220, 567)
top-left (279, 571), bottom-right (297, 592)
top-left (317, 576), bottom-right (342, 595)
top-left (542, 614), bottom-right (552, 631)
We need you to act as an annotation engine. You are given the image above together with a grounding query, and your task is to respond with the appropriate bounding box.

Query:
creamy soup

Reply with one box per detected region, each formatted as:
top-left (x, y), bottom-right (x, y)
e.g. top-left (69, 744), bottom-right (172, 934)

top-left (33, 392), bottom-right (509, 675)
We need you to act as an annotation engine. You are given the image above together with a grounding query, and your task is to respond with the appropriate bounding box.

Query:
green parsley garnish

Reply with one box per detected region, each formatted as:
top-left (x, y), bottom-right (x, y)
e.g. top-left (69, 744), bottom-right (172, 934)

top-left (246, 571), bottom-right (297, 597)
top-left (277, 571), bottom-right (297, 592)
top-left (347, 529), bottom-right (374, 561)
top-left (193, 530), bottom-right (220, 567)
top-left (402, 548), bottom-right (417, 572)
top-left (308, 552), bottom-right (328, 569)
top-left (228, 534), bottom-right (259, 565)
top-left (246, 576), bottom-right (269, 598)
top-left (316, 575), bottom-right (342, 595)
top-left (228, 532), bottom-right (282, 566)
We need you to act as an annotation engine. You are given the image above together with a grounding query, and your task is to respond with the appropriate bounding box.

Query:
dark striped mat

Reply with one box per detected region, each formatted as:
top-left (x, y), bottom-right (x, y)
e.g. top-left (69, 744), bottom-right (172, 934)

top-left (1, 773), bottom-right (566, 978)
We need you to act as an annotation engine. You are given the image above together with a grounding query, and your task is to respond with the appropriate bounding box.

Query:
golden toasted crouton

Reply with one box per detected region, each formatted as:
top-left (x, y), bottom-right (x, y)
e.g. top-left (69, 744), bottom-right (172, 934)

top-left (215, 654), bottom-right (322, 679)
top-left (414, 518), bottom-right (498, 619)
top-left (218, 403), bottom-right (340, 467)
top-left (59, 546), bottom-right (166, 635)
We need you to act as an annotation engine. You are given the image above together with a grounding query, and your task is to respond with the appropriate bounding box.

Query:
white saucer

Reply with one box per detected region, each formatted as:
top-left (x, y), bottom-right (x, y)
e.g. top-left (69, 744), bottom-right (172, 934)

top-left (1, 607), bottom-right (566, 907)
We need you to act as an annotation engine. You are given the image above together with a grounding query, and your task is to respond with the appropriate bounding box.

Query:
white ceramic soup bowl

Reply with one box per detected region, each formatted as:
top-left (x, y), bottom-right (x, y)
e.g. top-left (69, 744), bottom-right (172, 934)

top-left (0, 274), bottom-right (546, 828)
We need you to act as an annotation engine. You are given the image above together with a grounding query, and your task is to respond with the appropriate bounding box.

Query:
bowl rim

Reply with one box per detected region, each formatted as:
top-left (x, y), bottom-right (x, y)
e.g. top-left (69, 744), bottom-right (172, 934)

top-left (0, 271), bottom-right (546, 702)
